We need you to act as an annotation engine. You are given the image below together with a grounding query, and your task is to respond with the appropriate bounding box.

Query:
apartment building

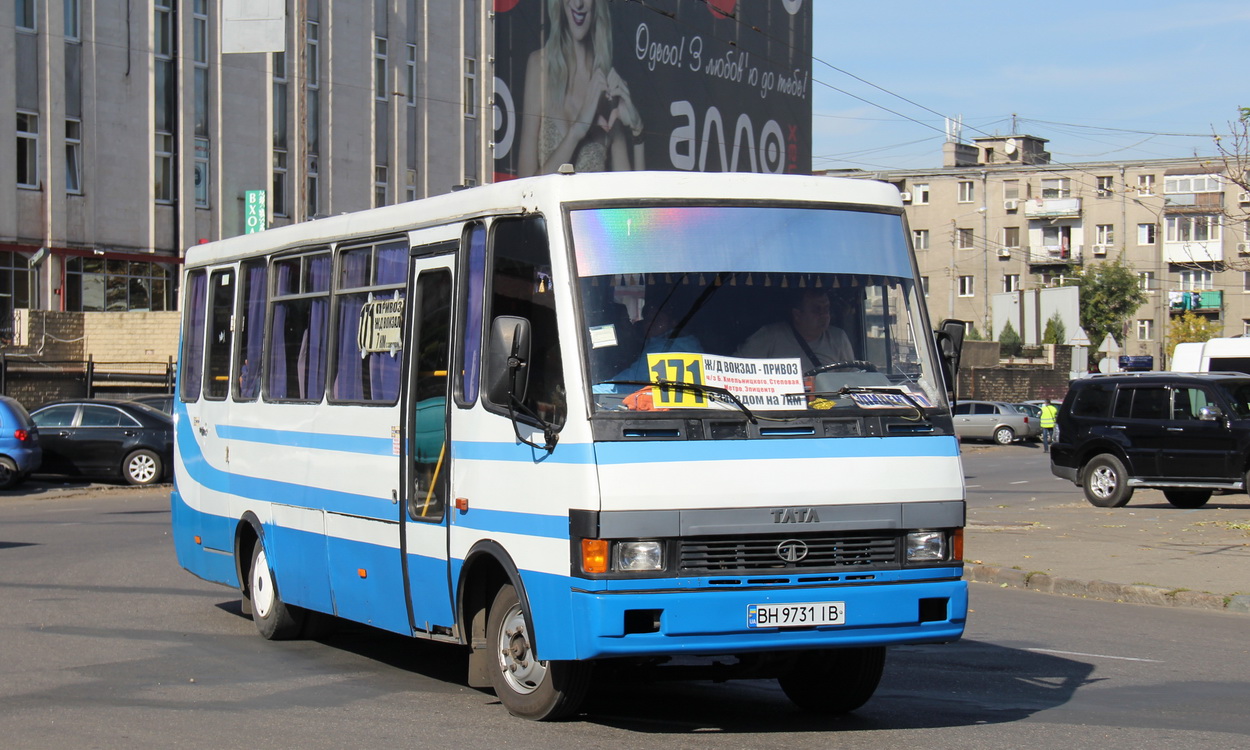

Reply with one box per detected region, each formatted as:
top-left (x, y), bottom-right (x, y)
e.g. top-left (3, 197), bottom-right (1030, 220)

top-left (834, 135), bottom-right (1248, 363)
top-left (2, 1), bottom-right (482, 339)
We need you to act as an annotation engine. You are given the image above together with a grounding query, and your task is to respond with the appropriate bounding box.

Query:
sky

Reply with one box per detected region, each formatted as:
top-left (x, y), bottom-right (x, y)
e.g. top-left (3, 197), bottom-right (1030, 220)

top-left (809, 1), bottom-right (1250, 173)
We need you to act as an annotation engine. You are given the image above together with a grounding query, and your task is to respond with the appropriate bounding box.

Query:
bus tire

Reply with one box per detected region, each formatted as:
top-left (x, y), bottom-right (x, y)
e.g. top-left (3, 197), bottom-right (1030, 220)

top-left (249, 538), bottom-right (306, 640)
top-left (486, 583), bottom-right (589, 720)
top-left (778, 647), bottom-right (885, 714)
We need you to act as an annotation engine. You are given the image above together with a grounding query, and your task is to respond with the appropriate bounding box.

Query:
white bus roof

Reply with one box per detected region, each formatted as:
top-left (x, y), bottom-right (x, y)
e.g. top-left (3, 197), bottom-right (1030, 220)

top-left (183, 172), bottom-right (902, 268)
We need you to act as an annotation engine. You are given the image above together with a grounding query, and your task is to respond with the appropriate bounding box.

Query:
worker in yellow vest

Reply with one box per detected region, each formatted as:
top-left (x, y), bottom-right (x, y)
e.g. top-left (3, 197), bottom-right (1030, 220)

top-left (1040, 399), bottom-right (1059, 453)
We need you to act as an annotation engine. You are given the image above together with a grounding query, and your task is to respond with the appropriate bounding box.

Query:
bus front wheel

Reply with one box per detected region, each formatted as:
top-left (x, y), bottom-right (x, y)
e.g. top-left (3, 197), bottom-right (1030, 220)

top-left (778, 647), bottom-right (885, 714)
top-left (248, 538), bottom-right (306, 640)
top-left (486, 583), bottom-right (590, 720)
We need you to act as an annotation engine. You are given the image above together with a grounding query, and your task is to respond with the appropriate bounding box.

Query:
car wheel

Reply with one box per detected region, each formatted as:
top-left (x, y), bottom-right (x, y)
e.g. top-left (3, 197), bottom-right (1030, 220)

top-left (778, 647), bottom-right (886, 714)
top-left (0, 457), bottom-right (20, 490)
top-left (122, 449), bottom-right (162, 486)
top-left (1163, 490), bottom-right (1211, 509)
top-left (248, 538), bottom-right (307, 640)
top-left (486, 583), bottom-right (590, 720)
top-left (1082, 454), bottom-right (1133, 507)
top-left (993, 426), bottom-right (1015, 445)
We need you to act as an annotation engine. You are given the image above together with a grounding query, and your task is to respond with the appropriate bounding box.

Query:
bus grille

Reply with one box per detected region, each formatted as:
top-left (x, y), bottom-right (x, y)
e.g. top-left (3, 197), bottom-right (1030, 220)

top-left (679, 533), bottom-right (899, 574)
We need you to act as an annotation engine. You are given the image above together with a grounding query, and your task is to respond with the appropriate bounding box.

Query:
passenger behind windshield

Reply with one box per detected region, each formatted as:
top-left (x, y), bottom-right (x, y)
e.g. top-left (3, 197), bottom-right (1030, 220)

top-left (736, 287), bottom-right (854, 374)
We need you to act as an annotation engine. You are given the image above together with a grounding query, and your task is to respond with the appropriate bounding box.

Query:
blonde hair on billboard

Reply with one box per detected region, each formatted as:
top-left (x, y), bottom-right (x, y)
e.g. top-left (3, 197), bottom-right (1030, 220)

top-left (543, 0), bottom-right (613, 101)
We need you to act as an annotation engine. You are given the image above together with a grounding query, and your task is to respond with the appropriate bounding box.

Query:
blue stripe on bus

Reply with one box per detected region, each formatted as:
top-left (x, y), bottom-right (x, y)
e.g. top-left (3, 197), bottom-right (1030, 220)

top-left (215, 424), bottom-right (395, 456)
top-left (451, 507), bottom-right (569, 539)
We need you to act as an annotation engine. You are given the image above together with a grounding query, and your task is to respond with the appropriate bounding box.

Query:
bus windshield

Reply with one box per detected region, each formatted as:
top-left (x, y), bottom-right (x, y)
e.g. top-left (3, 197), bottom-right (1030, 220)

top-left (570, 204), bottom-right (944, 417)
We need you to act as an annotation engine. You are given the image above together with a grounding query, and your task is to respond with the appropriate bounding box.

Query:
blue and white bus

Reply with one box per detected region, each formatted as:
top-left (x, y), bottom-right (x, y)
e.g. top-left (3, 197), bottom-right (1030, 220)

top-left (172, 171), bottom-right (967, 720)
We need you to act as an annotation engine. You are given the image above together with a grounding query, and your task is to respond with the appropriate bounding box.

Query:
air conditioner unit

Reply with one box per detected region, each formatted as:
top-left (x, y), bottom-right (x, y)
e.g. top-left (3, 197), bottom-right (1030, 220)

top-left (1239, 242), bottom-right (1249, 254)
top-left (997, 247), bottom-right (1012, 258)
top-left (899, 192), bottom-right (912, 202)
top-left (1003, 199), bottom-right (1019, 210)
top-left (1092, 244), bottom-right (1108, 256)
top-left (1240, 193), bottom-right (1250, 203)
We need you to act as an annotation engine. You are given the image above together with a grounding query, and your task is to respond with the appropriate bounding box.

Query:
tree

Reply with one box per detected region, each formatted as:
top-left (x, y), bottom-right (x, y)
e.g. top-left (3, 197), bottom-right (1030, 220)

top-left (1075, 258), bottom-right (1147, 355)
top-left (998, 320), bottom-right (1023, 357)
top-left (1166, 311), bottom-right (1222, 358)
top-left (1041, 312), bottom-right (1067, 346)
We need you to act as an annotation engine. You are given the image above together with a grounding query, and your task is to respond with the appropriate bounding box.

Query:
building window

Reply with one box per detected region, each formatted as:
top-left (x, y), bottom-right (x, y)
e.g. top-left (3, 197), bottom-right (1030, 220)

top-left (1003, 226), bottom-right (1020, 248)
top-left (194, 137), bottom-right (209, 207)
top-left (1138, 174), bottom-right (1156, 196)
top-left (1138, 223), bottom-right (1157, 245)
top-left (374, 165), bottom-right (388, 207)
top-left (1164, 174), bottom-right (1221, 193)
top-left (65, 258), bottom-right (176, 312)
top-left (1041, 178), bottom-right (1071, 199)
top-left (1139, 271), bottom-right (1155, 293)
top-left (1166, 215), bottom-right (1221, 243)
top-left (1003, 274), bottom-right (1020, 293)
top-left (406, 44), bottom-right (417, 105)
top-left (1095, 224), bottom-right (1115, 246)
top-left (65, 118), bottom-right (82, 194)
top-left (0, 253), bottom-right (32, 341)
top-left (374, 37), bottom-right (388, 101)
top-left (958, 275), bottom-right (974, 297)
top-left (306, 21), bottom-right (319, 88)
top-left (406, 169), bottom-right (417, 202)
top-left (1096, 176), bottom-right (1113, 197)
top-left (912, 229), bottom-right (929, 250)
top-left (1178, 270), bottom-right (1213, 291)
top-left (464, 57), bottom-right (477, 117)
top-left (17, 0), bottom-right (35, 30)
top-left (1137, 319), bottom-right (1154, 341)
top-left (272, 50), bottom-right (288, 148)
top-left (1243, 319), bottom-right (1250, 336)
top-left (64, 0), bottom-right (80, 40)
top-left (1243, 273), bottom-right (1250, 293)
top-left (306, 155), bottom-right (319, 218)
top-left (193, 0), bottom-right (208, 136)
top-left (272, 148), bottom-right (288, 216)
top-left (155, 132), bottom-right (174, 202)
top-left (1002, 179), bottom-right (1019, 201)
top-left (957, 228), bottom-right (974, 249)
top-left (17, 113), bottom-right (39, 189)
top-left (913, 183), bottom-right (930, 205)
top-left (957, 181), bottom-right (974, 203)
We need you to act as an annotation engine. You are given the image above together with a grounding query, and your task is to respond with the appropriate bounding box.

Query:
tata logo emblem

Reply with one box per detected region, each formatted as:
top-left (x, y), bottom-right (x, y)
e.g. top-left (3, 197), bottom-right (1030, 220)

top-left (776, 539), bottom-right (809, 563)
top-left (771, 507), bottom-right (821, 523)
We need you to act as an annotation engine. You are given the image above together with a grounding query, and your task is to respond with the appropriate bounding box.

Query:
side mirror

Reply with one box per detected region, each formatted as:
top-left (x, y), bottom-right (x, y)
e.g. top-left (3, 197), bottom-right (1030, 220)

top-left (1198, 404), bottom-right (1225, 422)
top-left (486, 315), bottom-right (532, 404)
top-left (934, 319), bottom-right (967, 402)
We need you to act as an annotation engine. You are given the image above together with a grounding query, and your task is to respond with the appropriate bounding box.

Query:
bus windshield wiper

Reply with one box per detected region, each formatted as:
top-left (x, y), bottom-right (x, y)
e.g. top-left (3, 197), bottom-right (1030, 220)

top-left (598, 380), bottom-right (758, 424)
top-left (815, 385), bottom-right (928, 421)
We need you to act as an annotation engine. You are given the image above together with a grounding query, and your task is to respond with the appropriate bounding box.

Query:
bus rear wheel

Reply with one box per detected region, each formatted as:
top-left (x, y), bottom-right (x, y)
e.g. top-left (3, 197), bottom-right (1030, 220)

top-left (486, 583), bottom-right (589, 720)
top-left (778, 647), bottom-right (886, 714)
top-left (248, 538), bottom-right (306, 640)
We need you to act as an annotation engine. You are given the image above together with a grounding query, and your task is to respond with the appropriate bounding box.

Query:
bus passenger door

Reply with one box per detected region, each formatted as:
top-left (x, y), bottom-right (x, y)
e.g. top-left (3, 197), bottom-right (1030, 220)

top-left (401, 253), bottom-right (456, 634)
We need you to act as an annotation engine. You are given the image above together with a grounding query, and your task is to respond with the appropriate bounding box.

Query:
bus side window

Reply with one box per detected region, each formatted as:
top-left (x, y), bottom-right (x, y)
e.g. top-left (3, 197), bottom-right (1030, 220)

top-left (409, 269), bottom-right (452, 522)
top-left (180, 270), bottom-right (208, 403)
top-left (485, 215), bottom-right (565, 427)
top-left (455, 222), bottom-right (486, 406)
top-left (234, 260), bottom-right (268, 401)
top-left (266, 252), bottom-right (331, 402)
top-left (204, 269), bottom-right (236, 400)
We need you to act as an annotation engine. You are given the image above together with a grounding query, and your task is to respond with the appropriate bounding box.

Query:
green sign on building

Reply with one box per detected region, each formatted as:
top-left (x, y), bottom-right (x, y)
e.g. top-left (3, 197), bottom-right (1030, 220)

top-left (244, 190), bottom-right (268, 234)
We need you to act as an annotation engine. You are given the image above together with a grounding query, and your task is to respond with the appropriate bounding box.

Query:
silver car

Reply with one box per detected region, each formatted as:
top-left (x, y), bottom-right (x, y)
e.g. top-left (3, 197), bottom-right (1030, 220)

top-left (952, 400), bottom-right (1037, 444)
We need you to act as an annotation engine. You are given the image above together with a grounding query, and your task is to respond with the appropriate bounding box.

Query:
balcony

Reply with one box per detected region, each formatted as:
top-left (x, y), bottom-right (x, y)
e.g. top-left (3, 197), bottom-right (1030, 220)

top-left (1027, 245), bottom-right (1083, 265)
top-left (1164, 241), bottom-right (1222, 263)
top-left (1023, 197), bottom-right (1082, 219)
top-left (1168, 289), bottom-right (1222, 314)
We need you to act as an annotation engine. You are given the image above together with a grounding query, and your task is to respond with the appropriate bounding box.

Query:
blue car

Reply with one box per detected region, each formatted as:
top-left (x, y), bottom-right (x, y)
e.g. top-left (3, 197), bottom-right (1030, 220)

top-left (0, 395), bottom-right (42, 490)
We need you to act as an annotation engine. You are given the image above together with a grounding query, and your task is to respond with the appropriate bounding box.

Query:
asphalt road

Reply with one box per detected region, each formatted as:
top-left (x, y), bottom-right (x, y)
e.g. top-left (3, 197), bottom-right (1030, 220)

top-left (1, 483), bottom-right (1248, 748)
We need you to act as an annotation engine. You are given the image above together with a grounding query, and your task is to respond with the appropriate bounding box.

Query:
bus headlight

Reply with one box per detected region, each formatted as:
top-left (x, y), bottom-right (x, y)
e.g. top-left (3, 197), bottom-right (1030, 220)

top-left (905, 530), bottom-right (947, 562)
top-left (613, 541), bottom-right (664, 572)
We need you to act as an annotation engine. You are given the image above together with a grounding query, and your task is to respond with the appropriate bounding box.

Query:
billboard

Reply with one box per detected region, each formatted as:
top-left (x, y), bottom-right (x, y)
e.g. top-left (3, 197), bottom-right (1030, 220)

top-left (492, 0), bottom-right (812, 180)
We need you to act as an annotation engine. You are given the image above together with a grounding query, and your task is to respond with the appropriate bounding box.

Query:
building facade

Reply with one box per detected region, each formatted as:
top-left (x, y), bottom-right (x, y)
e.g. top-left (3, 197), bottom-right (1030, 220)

top-left (3, 0), bottom-right (483, 342)
top-left (834, 135), bottom-right (1248, 365)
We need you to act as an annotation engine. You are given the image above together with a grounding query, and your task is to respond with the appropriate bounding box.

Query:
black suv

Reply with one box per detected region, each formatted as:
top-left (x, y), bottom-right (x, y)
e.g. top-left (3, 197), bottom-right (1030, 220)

top-left (1050, 372), bottom-right (1250, 508)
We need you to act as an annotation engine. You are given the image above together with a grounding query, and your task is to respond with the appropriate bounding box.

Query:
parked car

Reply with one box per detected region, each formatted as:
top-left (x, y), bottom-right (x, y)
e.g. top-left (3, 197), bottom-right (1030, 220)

top-left (130, 394), bottom-right (174, 415)
top-left (1051, 372), bottom-right (1250, 509)
top-left (30, 399), bottom-right (173, 486)
top-left (0, 395), bottom-right (41, 490)
top-left (952, 400), bottom-right (1037, 444)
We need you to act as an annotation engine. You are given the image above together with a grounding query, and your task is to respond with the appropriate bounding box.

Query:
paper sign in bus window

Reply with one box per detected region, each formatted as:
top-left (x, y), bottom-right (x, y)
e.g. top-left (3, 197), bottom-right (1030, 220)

top-left (645, 353), bottom-right (805, 410)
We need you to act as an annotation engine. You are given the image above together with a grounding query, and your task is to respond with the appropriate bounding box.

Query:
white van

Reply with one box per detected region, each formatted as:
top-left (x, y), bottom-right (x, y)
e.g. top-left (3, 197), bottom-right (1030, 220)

top-left (1170, 338), bottom-right (1250, 374)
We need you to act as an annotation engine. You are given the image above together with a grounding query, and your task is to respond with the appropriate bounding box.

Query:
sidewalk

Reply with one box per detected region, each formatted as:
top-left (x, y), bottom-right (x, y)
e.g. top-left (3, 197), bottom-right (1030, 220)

top-left (963, 489), bottom-right (1250, 614)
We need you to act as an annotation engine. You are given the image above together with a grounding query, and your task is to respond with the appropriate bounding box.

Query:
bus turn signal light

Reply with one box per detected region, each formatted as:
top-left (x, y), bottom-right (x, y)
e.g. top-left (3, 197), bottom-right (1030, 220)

top-left (581, 539), bottom-right (609, 574)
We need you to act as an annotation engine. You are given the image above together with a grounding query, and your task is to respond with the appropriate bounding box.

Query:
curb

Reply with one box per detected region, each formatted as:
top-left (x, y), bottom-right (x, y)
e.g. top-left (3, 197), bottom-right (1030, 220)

top-left (965, 564), bottom-right (1248, 615)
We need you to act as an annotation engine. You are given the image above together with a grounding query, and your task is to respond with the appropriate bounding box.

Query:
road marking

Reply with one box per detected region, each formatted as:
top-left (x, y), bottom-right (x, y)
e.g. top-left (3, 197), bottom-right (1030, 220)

top-left (1010, 480), bottom-right (1029, 485)
top-left (1027, 648), bottom-right (1161, 663)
